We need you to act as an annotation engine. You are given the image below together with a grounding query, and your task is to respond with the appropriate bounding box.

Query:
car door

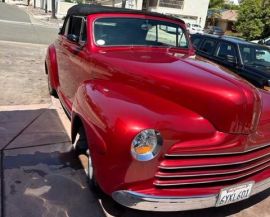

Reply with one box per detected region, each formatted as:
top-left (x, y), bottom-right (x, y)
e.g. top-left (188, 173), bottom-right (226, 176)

top-left (57, 16), bottom-right (88, 110)
top-left (196, 38), bottom-right (217, 61)
top-left (55, 16), bottom-right (71, 99)
top-left (212, 41), bottom-right (238, 71)
top-left (190, 35), bottom-right (203, 50)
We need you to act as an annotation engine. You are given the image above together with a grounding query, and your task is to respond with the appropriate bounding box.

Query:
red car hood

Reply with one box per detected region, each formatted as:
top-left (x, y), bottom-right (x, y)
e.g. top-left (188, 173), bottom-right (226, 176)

top-left (93, 48), bottom-right (262, 134)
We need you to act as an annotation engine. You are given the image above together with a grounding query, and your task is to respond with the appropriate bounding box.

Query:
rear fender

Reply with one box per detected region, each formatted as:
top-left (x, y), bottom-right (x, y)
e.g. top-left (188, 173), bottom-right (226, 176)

top-left (45, 44), bottom-right (59, 90)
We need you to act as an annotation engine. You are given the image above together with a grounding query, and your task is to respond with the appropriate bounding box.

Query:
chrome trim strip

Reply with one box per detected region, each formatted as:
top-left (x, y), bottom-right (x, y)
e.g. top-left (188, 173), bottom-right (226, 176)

top-left (112, 177), bottom-right (270, 211)
top-left (154, 164), bottom-right (270, 186)
top-left (159, 152), bottom-right (270, 170)
top-left (165, 142), bottom-right (270, 157)
top-left (156, 158), bottom-right (270, 178)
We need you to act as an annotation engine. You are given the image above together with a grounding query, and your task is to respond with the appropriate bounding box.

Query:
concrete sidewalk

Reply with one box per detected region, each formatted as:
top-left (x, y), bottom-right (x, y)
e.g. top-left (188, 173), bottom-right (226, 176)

top-left (0, 102), bottom-right (108, 217)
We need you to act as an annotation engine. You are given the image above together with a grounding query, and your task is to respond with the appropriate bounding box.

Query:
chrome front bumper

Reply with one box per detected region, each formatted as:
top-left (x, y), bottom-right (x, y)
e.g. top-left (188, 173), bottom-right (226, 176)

top-left (112, 178), bottom-right (270, 211)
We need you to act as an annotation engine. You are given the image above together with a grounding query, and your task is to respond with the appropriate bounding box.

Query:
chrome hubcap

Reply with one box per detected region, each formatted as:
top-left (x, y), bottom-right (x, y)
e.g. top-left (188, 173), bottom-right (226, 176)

top-left (87, 149), bottom-right (93, 180)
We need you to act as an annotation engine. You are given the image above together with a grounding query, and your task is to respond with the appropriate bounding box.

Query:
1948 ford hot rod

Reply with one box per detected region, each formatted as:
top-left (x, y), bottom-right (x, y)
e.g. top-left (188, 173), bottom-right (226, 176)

top-left (45, 4), bottom-right (270, 211)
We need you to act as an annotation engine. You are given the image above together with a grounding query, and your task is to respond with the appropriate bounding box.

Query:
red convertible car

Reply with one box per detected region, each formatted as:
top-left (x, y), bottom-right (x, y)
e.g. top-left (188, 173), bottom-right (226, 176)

top-left (45, 4), bottom-right (270, 211)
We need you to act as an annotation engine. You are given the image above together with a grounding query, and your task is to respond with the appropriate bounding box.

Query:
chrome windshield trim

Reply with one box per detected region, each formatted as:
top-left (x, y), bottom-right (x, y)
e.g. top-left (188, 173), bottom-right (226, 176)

top-left (112, 177), bottom-right (270, 211)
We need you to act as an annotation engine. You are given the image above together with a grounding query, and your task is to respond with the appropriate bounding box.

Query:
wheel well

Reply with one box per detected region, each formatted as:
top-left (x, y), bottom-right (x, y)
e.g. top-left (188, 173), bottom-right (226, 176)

top-left (72, 116), bottom-right (88, 151)
top-left (72, 115), bottom-right (83, 143)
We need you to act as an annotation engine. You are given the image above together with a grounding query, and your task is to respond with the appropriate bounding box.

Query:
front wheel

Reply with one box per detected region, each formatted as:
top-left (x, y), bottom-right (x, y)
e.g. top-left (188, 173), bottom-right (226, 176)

top-left (73, 127), bottom-right (98, 189)
top-left (86, 149), bottom-right (99, 189)
top-left (45, 63), bottom-right (57, 97)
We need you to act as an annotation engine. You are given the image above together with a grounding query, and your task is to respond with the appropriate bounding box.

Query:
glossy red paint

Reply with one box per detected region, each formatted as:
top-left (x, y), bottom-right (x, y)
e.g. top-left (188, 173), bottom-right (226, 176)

top-left (45, 44), bottom-right (59, 90)
top-left (46, 10), bottom-right (270, 208)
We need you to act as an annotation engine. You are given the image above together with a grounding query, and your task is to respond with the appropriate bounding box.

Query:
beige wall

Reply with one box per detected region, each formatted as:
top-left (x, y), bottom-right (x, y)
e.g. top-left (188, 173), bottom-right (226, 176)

top-left (125, 0), bottom-right (143, 10)
top-left (56, 1), bottom-right (76, 18)
top-left (148, 0), bottom-right (210, 28)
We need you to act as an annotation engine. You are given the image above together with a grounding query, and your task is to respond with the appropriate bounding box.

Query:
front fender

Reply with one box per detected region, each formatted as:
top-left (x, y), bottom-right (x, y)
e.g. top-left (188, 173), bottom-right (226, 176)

top-left (71, 80), bottom-right (217, 194)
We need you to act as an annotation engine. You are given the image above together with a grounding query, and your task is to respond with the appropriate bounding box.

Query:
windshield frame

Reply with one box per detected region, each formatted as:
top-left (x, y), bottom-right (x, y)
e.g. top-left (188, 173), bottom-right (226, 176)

top-left (91, 14), bottom-right (190, 49)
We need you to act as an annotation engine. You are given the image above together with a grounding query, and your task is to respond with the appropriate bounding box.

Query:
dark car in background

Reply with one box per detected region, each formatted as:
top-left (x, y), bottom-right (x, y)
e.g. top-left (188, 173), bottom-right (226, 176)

top-left (191, 34), bottom-right (270, 89)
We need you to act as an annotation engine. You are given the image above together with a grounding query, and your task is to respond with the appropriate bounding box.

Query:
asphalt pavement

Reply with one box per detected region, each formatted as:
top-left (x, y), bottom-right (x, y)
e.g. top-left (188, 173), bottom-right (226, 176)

top-left (0, 3), bottom-right (58, 44)
top-left (0, 2), bottom-right (30, 22)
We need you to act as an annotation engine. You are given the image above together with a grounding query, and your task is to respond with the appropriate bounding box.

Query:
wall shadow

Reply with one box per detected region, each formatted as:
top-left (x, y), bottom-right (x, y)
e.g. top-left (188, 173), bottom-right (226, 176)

top-left (0, 108), bottom-right (107, 217)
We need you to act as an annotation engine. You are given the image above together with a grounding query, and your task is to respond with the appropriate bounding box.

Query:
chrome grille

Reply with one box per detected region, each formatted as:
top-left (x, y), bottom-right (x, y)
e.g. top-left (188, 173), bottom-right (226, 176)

top-left (154, 145), bottom-right (270, 187)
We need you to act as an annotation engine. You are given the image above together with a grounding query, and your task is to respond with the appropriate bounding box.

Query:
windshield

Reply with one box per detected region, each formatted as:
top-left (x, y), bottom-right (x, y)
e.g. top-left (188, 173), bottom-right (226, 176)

top-left (94, 17), bottom-right (189, 48)
top-left (240, 45), bottom-right (270, 67)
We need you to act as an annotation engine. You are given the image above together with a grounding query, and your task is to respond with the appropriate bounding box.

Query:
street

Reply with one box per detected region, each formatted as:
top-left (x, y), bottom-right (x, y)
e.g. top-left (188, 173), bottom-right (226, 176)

top-left (0, 3), bottom-right (58, 44)
top-left (0, 2), bottom-right (270, 217)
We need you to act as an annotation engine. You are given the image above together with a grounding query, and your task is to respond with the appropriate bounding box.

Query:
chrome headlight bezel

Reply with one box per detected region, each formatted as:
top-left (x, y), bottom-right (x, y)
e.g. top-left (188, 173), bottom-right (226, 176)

top-left (131, 129), bottom-right (163, 161)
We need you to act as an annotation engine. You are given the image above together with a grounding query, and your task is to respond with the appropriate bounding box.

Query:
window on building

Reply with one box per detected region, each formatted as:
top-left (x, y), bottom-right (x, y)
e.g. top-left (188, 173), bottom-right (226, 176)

top-left (159, 0), bottom-right (185, 9)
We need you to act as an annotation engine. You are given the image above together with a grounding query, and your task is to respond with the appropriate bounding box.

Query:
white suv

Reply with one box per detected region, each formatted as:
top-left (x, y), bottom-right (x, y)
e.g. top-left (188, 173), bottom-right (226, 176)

top-left (187, 23), bottom-right (204, 34)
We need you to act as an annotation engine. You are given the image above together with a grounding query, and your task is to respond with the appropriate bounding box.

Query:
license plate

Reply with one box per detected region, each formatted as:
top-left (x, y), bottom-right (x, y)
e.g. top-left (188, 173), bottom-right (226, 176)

top-left (216, 182), bottom-right (254, 207)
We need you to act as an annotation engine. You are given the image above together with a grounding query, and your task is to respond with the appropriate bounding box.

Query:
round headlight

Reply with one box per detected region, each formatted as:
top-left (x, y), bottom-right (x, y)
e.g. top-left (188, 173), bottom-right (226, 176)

top-left (131, 129), bottom-right (162, 161)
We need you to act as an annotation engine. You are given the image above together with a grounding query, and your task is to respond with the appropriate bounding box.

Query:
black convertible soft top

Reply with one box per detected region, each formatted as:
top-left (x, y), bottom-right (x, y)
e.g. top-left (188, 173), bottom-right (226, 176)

top-left (67, 4), bottom-right (184, 24)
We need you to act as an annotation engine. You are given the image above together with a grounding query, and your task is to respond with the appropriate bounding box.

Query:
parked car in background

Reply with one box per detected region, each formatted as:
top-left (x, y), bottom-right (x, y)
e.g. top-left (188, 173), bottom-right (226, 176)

top-left (251, 37), bottom-right (270, 47)
top-left (204, 26), bottom-right (224, 35)
top-left (186, 23), bottom-right (204, 34)
top-left (191, 33), bottom-right (270, 89)
top-left (258, 37), bottom-right (270, 47)
top-left (46, 4), bottom-right (270, 212)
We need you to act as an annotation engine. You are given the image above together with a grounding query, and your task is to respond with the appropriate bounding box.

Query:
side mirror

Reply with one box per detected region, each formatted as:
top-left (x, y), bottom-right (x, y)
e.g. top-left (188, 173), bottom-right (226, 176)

top-left (67, 34), bottom-right (79, 43)
top-left (58, 27), bottom-right (62, 35)
top-left (258, 39), bottom-right (265, 44)
top-left (226, 55), bottom-right (236, 64)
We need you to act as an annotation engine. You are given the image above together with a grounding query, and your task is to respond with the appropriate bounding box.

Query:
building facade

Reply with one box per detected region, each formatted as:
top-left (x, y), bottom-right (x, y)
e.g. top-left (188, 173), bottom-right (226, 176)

top-left (125, 0), bottom-right (210, 28)
top-left (15, 0), bottom-right (209, 28)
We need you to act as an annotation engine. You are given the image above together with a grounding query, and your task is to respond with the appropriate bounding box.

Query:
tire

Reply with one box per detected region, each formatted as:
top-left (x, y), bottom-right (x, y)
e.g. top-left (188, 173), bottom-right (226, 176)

top-left (73, 127), bottom-right (98, 189)
top-left (86, 148), bottom-right (98, 189)
top-left (46, 63), bottom-right (57, 97)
